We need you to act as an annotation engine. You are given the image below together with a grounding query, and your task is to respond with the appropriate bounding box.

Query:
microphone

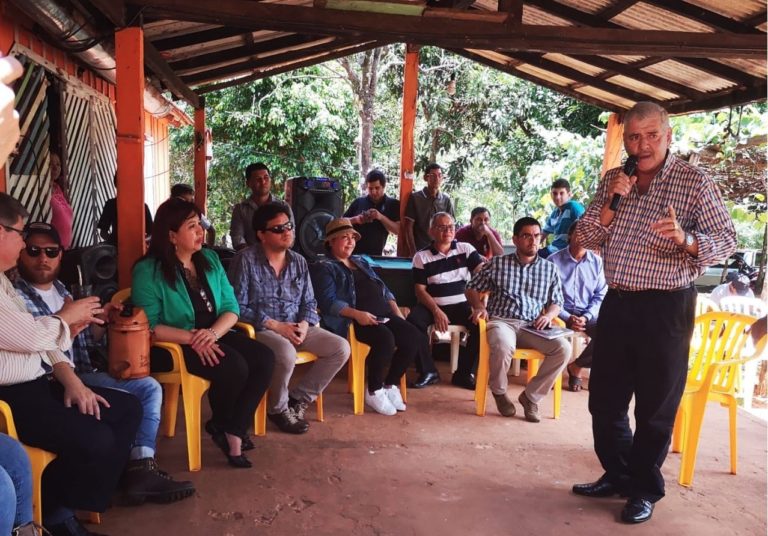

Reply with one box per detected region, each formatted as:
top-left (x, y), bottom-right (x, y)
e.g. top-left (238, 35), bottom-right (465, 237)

top-left (609, 155), bottom-right (638, 211)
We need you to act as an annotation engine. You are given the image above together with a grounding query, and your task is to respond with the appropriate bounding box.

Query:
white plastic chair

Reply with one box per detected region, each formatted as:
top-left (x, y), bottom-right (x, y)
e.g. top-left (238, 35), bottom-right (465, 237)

top-left (427, 324), bottom-right (469, 373)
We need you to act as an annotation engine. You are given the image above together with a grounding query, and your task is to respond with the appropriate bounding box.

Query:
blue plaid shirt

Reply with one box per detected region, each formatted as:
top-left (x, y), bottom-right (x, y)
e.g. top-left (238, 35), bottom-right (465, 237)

top-left (228, 243), bottom-right (320, 330)
top-left (14, 279), bottom-right (96, 373)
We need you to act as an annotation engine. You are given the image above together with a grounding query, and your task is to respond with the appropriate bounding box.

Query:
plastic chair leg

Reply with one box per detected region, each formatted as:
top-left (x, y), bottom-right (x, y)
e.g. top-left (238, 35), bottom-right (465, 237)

top-left (161, 383), bottom-right (180, 438)
top-left (26, 447), bottom-right (56, 525)
top-left (347, 360), bottom-right (353, 394)
top-left (399, 375), bottom-right (407, 403)
top-left (553, 373), bottom-right (562, 419)
top-left (671, 405), bottom-right (686, 453)
top-left (450, 331), bottom-right (460, 374)
top-left (352, 351), bottom-right (366, 415)
top-left (475, 344), bottom-right (489, 417)
top-left (316, 393), bottom-right (324, 422)
top-left (728, 398), bottom-right (738, 475)
top-left (180, 377), bottom-right (208, 472)
top-left (255, 394), bottom-right (267, 436)
top-left (679, 394), bottom-right (708, 487)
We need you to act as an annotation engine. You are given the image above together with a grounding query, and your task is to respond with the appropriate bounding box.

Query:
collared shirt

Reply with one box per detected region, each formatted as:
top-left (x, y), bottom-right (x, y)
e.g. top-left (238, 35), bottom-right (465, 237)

top-left (228, 242), bottom-right (319, 329)
top-left (413, 240), bottom-right (484, 306)
top-left (405, 187), bottom-right (455, 252)
top-left (548, 248), bottom-right (607, 322)
top-left (454, 224), bottom-right (502, 259)
top-left (229, 194), bottom-right (294, 248)
top-left (466, 253), bottom-right (563, 322)
top-left (343, 194), bottom-right (401, 255)
top-left (0, 274), bottom-right (72, 385)
top-left (709, 282), bottom-right (754, 307)
top-left (14, 279), bottom-right (97, 374)
top-left (577, 154), bottom-right (736, 291)
top-left (543, 200), bottom-right (585, 255)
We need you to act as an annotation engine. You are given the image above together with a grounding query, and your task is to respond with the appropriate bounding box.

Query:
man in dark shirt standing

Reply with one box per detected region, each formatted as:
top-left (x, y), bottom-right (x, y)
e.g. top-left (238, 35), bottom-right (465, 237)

top-left (573, 102), bottom-right (736, 524)
top-left (344, 169), bottom-right (400, 255)
top-left (404, 163), bottom-right (454, 256)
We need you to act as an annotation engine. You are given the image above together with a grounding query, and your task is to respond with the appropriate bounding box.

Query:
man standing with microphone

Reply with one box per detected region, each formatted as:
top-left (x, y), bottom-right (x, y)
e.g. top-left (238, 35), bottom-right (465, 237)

top-left (572, 102), bottom-right (735, 524)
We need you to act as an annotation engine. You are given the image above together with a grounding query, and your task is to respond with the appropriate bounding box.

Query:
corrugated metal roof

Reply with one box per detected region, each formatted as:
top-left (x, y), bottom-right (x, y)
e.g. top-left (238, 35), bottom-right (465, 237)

top-left (63, 0), bottom-right (767, 113)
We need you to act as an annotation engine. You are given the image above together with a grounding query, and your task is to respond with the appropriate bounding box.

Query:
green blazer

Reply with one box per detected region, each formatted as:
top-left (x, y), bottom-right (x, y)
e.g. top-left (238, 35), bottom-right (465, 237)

top-left (131, 248), bottom-right (240, 330)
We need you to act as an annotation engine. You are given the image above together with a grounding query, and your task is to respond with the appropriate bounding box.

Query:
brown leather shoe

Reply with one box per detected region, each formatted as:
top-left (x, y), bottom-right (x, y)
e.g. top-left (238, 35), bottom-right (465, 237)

top-left (518, 391), bottom-right (540, 423)
top-left (492, 393), bottom-right (516, 417)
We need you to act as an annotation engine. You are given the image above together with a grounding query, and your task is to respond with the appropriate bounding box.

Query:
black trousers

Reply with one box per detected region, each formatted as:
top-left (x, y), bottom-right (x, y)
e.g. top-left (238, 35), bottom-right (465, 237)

top-left (354, 316), bottom-right (428, 392)
top-left (0, 376), bottom-right (142, 514)
top-left (407, 302), bottom-right (479, 376)
top-left (151, 331), bottom-right (275, 437)
top-left (588, 286), bottom-right (695, 502)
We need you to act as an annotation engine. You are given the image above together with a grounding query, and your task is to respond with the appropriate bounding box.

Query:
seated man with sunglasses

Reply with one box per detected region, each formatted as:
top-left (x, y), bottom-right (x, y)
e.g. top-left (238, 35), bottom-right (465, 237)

top-left (15, 222), bottom-right (195, 505)
top-left (228, 203), bottom-right (349, 434)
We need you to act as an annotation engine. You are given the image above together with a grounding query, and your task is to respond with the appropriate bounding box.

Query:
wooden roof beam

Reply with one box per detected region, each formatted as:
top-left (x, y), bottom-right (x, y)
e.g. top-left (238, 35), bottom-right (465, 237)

top-left (665, 84), bottom-right (766, 114)
top-left (196, 41), bottom-right (386, 94)
top-left (182, 37), bottom-right (356, 85)
top-left (86, 0), bottom-right (126, 26)
top-left (452, 48), bottom-right (625, 112)
top-left (152, 26), bottom-right (251, 51)
top-left (169, 34), bottom-right (324, 73)
top-left (526, 0), bottom-right (764, 85)
top-left (143, 40), bottom-right (200, 107)
top-left (596, 0), bottom-right (640, 22)
top-left (129, 0), bottom-right (767, 58)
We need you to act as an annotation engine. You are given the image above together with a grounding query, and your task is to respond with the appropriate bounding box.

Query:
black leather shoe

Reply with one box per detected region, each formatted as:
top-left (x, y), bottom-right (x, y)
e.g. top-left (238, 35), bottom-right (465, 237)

top-left (572, 475), bottom-right (626, 498)
top-left (410, 371), bottom-right (440, 389)
top-left (47, 516), bottom-right (109, 536)
top-left (621, 498), bottom-right (654, 524)
top-left (451, 372), bottom-right (476, 390)
top-left (240, 435), bottom-right (255, 451)
top-left (268, 409), bottom-right (309, 434)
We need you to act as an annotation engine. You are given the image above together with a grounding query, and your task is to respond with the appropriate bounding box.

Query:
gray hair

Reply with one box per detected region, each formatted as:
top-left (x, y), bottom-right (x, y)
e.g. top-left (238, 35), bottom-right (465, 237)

top-left (430, 211), bottom-right (454, 228)
top-left (624, 101), bottom-right (670, 129)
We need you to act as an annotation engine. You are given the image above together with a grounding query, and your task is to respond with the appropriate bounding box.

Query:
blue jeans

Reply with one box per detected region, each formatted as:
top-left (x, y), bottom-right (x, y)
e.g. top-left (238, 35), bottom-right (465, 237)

top-left (0, 433), bottom-right (33, 532)
top-left (79, 372), bottom-right (161, 459)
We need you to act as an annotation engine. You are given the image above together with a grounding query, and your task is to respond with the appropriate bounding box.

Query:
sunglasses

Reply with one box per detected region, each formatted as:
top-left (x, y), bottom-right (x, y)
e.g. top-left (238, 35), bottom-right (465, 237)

top-left (25, 245), bottom-right (61, 258)
top-left (264, 222), bottom-right (294, 234)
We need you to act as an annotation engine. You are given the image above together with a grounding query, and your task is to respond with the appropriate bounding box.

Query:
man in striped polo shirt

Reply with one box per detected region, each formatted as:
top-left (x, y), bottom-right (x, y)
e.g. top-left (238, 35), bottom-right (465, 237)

top-left (466, 217), bottom-right (570, 423)
top-left (573, 102), bottom-right (736, 524)
top-left (407, 212), bottom-right (485, 389)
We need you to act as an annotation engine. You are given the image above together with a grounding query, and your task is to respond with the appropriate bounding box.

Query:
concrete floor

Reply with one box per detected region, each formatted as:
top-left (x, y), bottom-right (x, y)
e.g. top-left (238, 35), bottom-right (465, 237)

top-left (94, 363), bottom-right (767, 536)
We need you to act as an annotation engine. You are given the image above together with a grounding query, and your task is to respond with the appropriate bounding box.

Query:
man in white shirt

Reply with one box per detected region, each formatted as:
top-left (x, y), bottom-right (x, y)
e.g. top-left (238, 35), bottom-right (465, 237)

top-left (709, 272), bottom-right (754, 306)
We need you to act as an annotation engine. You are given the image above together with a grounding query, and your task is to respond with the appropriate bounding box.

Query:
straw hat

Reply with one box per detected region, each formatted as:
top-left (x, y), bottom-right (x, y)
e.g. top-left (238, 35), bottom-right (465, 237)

top-left (324, 218), bottom-right (361, 245)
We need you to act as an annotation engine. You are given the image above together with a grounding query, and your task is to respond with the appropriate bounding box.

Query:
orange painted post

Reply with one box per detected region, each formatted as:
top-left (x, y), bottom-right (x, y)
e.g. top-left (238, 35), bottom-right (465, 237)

top-left (115, 27), bottom-right (146, 289)
top-left (601, 112), bottom-right (624, 177)
top-left (397, 44), bottom-right (419, 257)
top-left (193, 101), bottom-right (207, 212)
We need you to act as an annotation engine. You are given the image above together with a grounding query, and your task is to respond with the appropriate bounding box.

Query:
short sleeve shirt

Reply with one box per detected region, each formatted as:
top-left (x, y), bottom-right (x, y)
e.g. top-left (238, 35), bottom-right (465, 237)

top-left (454, 224), bottom-right (502, 259)
top-left (405, 188), bottom-right (454, 252)
top-left (343, 195), bottom-right (400, 255)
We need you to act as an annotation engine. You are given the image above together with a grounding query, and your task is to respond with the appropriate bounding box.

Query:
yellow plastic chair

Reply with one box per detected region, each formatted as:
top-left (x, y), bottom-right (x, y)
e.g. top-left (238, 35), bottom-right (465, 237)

top-left (671, 312), bottom-right (759, 487)
top-left (348, 324), bottom-right (408, 415)
top-left (0, 401), bottom-right (56, 525)
top-left (232, 322), bottom-right (323, 436)
top-left (112, 289), bottom-right (211, 472)
top-left (474, 318), bottom-right (563, 419)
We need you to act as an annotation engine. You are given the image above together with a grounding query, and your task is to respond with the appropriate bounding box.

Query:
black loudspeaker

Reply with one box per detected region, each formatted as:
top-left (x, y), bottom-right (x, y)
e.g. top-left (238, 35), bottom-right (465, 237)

top-left (285, 177), bottom-right (343, 260)
top-left (60, 244), bottom-right (118, 303)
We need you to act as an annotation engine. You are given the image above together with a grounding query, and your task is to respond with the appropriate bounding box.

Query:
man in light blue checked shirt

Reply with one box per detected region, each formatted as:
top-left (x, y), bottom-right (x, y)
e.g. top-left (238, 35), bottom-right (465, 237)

top-left (228, 203), bottom-right (348, 435)
top-left (466, 217), bottom-right (570, 423)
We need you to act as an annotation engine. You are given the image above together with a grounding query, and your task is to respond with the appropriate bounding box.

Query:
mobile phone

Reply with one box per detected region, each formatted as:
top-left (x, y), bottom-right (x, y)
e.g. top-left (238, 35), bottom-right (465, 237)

top-left (376, 317), bottom-right (390, 323)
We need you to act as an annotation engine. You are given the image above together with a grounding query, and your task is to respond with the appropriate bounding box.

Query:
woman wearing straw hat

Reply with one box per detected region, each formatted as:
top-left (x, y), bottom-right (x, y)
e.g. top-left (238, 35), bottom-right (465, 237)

top-left (311, 218), bottom-right (429, 415)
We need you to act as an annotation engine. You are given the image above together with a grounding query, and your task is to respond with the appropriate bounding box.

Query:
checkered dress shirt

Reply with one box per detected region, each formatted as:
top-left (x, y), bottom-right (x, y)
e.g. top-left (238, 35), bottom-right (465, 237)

top-left (577, 154), bottom-right (736, 291)
top-left (466, 253), bottom-right (564, 322)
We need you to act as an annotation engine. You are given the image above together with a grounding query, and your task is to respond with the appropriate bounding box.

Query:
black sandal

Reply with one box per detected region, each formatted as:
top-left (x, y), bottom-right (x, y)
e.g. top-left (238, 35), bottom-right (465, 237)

top-left (207, 422), bottom-right (253, 468)
top-left (567, 364), bottom-right (583, 392)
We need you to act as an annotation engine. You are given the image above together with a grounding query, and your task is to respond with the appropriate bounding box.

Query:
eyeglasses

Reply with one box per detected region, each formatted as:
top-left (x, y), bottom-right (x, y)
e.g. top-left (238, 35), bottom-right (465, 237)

top-left (264, 222), bottom-right (294, 234)
top-left (433, 224), bottom-right (455, 232)
top-left (25, 245), bottom-right (61, 258)
top-left (1, 224), bottom-right (26, 238)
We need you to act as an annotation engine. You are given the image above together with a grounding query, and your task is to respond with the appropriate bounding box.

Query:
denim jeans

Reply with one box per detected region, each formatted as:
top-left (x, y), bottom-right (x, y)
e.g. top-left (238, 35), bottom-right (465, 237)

top-left (0, 433), bottom-right (33, 532)
top-left (79, 372), bottom-right (161, 459)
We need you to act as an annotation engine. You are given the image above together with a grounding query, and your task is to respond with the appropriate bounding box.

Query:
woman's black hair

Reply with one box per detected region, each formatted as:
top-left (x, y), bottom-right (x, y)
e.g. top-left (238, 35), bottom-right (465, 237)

top-left (141, 198), bottom-right (210, 286)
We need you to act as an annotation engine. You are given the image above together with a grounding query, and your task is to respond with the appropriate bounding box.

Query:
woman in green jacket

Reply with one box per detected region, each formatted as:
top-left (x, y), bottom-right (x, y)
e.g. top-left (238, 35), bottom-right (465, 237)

top-left (132, 198), bottom-right (275, 468)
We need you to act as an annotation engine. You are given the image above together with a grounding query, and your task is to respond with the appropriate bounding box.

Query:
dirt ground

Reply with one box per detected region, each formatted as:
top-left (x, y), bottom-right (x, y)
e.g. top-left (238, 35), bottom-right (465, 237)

top-left (94, 362), bottom-right (767, 536)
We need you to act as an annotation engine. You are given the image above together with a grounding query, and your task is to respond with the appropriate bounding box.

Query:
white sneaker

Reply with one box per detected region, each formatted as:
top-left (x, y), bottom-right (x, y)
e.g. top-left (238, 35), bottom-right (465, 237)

top-left (365, 388), bottom-right (397, 416)
top-left (384, 385), bottom-right (406, 411)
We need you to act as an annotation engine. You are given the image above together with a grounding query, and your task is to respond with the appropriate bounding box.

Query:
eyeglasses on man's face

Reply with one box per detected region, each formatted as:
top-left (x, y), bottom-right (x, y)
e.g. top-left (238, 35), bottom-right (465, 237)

top-left (264, 222), bottom-right (294, 234)
top-left (517, 232), bottom-right (542, 241)
top-left (433, 224), bottom-right (455, 233)
top-left (1, 224), bottom-right (26, 238)
top-left (25, 245), bottom-right (61, 258)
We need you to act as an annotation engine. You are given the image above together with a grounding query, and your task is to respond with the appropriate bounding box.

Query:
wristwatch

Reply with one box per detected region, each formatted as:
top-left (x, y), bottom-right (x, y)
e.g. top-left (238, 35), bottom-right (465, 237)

top-left (683, 232), bottom-right (695, 249)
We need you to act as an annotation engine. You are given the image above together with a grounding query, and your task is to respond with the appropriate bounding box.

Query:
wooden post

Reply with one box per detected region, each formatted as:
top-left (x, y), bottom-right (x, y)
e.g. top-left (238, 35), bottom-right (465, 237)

top-left (193, 100), bottom-right (207, 212)
top-left (601, 112), bottom-right (624, 177)
top-left (397, 43), bottom-right (419, 257)
top-left (115, 26), bottom-right (146, 289)
top-left (0, 11), bottom-right (15, 192)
